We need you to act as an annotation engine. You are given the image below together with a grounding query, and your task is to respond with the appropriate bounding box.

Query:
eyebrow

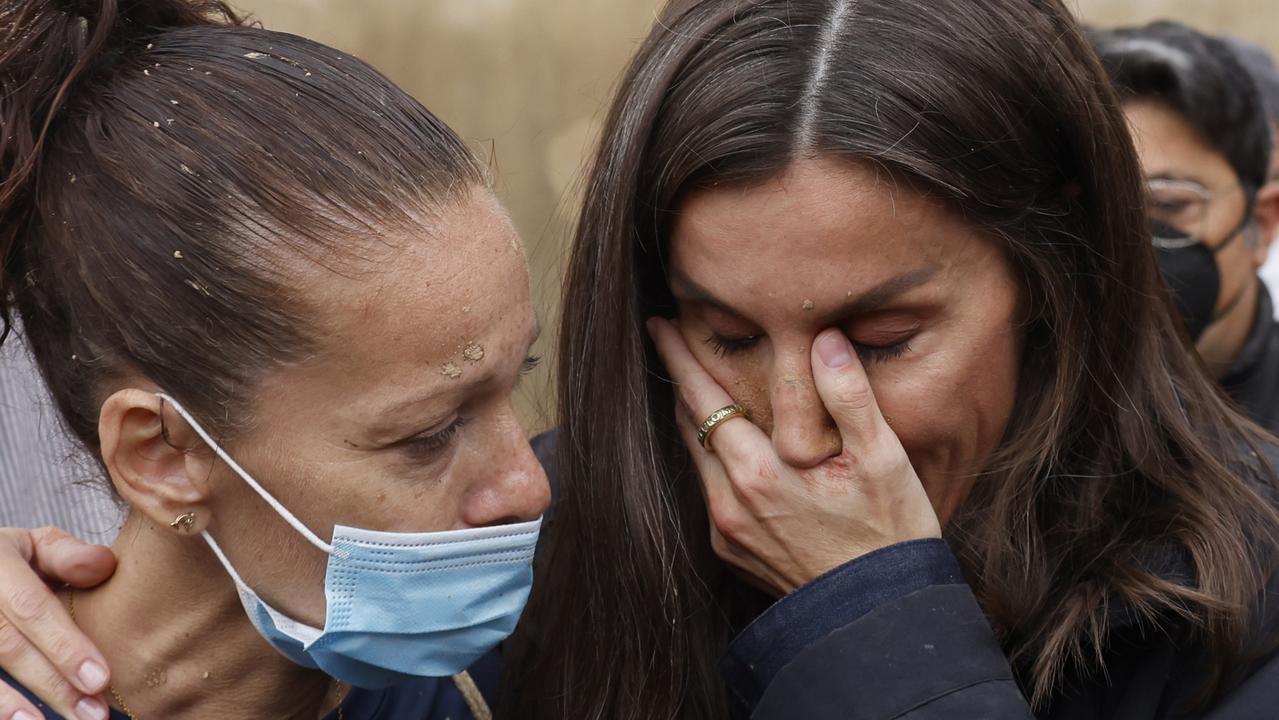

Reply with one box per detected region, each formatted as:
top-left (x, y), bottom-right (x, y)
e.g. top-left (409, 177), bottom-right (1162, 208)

top-left (669, 265), bottom-right (938, 322)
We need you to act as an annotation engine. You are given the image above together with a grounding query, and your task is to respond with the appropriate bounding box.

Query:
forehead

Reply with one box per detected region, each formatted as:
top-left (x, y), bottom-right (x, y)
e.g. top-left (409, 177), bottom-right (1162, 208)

top-left (285, 190), bottom-right (532, 408)
top-left (670, 158), bottom-right (992, 305)
top-left (1123, 99), bottom-right (1238, 185)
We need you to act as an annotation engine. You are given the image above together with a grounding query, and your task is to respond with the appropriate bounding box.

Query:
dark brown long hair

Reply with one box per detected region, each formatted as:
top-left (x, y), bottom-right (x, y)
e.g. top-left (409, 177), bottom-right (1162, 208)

top-left (508, 0), bottom-right (1279, 717)
top-left (0, 0), bottom-right (481, 448)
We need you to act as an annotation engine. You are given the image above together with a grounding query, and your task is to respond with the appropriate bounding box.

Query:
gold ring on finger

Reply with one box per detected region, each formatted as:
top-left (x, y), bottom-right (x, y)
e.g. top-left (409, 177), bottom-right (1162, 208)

top-left (697, 404), bottom-right (746, 450)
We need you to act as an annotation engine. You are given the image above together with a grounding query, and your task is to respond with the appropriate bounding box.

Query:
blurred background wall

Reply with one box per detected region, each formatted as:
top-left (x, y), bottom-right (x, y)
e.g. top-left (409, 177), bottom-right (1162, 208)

top-left (236, 0), bottom-right (1279, 432)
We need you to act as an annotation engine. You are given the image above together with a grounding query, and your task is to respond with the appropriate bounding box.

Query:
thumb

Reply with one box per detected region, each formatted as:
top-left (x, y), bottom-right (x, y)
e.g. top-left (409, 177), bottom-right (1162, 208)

top-left (30, 527), bottom-right (117, 588)
top-left (811, 329), bottom-right (889, 447)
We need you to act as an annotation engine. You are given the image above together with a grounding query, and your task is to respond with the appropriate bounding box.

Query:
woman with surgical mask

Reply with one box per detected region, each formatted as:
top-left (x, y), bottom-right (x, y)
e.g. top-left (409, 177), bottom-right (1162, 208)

top-left (0, 1), bottom-right (547, 718)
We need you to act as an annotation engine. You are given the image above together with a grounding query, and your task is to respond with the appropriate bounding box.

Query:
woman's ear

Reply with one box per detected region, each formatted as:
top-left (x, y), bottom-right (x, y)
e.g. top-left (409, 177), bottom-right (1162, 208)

top-left (98, 389), bottom-right (218, 535)
top-left (1252, 181), bottom-right (1279, 266)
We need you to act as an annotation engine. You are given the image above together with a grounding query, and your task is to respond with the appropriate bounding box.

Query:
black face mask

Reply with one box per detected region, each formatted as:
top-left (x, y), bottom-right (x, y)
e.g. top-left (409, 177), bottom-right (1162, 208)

top-left (1153, 220), bottom-right (1220, 340)
top-left (1151, 217), bottom-right (1253, 340)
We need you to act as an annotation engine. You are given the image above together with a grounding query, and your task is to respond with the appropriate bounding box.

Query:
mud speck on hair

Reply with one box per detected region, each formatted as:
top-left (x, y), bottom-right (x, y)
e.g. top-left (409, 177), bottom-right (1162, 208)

top-left (441, 362), bottom-right (463, 379)
top-left (801, 299), bottom-right (815, 311)
top-left (463, 342), bottom-right (485, 363)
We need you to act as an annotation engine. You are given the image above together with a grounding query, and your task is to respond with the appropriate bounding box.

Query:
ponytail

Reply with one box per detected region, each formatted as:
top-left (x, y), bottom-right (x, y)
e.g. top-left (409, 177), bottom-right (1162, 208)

top-left (0, 0), bottom-right (240, 342)
top-left (0, 0), bottom-right (479, 455)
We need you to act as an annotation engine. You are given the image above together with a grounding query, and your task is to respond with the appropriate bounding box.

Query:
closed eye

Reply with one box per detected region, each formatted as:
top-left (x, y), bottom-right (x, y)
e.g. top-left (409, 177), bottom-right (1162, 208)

top-left (705, 332), bottom-right (911, 364)
top-left (705, 333), bottom-right (760, 358)
top-left (521, 354), bottom-right (542, 375)
top-left (402, 416), bottom-right (468, 459)
top-left (855, 340), bottom-right (911, 364)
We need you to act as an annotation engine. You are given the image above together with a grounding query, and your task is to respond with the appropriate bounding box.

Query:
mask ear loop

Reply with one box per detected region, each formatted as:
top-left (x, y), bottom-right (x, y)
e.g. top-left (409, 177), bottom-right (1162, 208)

top-left (155, 392), bottom-right (339, 557)
top-left (1200, 196), bottom-right (1261, 328)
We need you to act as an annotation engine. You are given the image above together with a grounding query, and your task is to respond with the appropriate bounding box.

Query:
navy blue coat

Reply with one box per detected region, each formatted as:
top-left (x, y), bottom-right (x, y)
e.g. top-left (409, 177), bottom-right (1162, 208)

top-left (533, 432), bottom-right (1279, 719)
top-left (722, 538), bottom-right (1279, 719)
top-left (719, 471), bottom-right (1279, 719)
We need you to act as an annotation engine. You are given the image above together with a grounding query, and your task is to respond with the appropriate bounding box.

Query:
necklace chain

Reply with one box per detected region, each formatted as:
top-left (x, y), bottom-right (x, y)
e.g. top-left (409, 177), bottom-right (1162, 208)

top-left (64, 590), bottom-right (345, 720)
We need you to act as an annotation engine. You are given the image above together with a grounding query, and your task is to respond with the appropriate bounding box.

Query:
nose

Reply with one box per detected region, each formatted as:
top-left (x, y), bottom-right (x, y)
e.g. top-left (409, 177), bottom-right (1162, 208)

top-left (768, 346), bottom-right (841, 468)
top-left (460, 408), bottom-right (552, 528)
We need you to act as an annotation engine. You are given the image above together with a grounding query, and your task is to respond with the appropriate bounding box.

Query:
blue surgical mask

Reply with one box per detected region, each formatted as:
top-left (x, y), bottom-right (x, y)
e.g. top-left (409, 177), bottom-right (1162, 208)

top-left (158, 393), bottom-right (541, 688)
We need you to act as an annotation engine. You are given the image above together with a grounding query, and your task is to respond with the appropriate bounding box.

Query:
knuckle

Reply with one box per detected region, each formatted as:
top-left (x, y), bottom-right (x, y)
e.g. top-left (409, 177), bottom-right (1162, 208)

top-left (866, 444), bottom-right (909, 476)
top-left (709, 505), bottom-right (744, 539)
top-left (32, 525), bottom-right (70, 551)
top-left (0, 619), bottom-right (25, 658)
top-left (37, 668), bottom-right (77, 706)
top-left (0, 528), bottom-right (34, 559)
top-left (7, 584), bottom-right (51, 623)
top-left (709, 530), bottom-right (732, 559)
top-left (46, 626), bottom-right (78, 668)
top-left (834, 375), bottom-right (875, 412)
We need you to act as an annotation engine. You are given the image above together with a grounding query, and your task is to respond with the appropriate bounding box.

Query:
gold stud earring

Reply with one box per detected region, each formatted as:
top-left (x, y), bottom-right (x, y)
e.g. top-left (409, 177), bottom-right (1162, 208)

top-left (170, 512), bottom-right (196, 532)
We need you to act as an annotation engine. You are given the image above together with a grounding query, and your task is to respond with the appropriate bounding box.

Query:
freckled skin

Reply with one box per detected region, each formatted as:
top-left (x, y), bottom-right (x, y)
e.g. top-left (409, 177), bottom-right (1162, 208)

top-left (200, 189), bottom-right (550, 626)
top-left (670, 158), bottom-right (1023, 524)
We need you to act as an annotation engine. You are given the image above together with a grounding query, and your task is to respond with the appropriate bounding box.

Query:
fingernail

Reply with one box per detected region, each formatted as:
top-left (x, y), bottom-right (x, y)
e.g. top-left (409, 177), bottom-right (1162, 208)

top-left (77, 659), bottom-right (108, 691)
top-left (14, 710), bottom-right (41, 720)
top-left (75, 697), bottom-right (107, 720)
top-left (816, 331), bottom-right (852, 368)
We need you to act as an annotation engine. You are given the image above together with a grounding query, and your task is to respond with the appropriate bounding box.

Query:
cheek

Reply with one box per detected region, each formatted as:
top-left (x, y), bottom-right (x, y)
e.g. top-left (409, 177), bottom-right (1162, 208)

top-left (877, 335), bottom-right (1019, 483)
top-left (727, 372), bottom-right (774, 433)
top-left (682, 335), bottom-right (777, 434)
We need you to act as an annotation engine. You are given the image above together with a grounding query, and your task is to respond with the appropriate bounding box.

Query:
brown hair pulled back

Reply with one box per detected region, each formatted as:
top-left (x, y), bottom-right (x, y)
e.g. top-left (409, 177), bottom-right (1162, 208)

top-left (0, 0), bottom-right (482, 450)
top-left (507, 0), bottom-right (1279, 717)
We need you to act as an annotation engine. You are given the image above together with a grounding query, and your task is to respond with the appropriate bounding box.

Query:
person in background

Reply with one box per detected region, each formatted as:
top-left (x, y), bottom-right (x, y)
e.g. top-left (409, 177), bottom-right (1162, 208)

top-left (1, 324), bottom-right (120, 541)
top-left (1225, 36), bottom-right (1279, 312)
top-left (1091, 22), bottom-right (1279, 434)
